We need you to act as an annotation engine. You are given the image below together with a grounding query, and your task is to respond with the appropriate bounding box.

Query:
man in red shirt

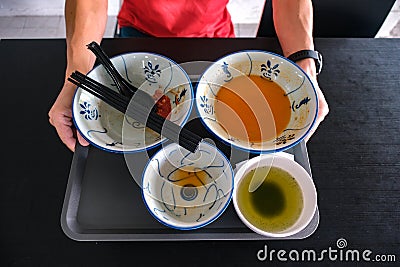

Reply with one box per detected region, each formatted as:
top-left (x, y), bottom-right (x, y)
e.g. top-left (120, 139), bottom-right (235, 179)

top-left (49, 0), bottom-right (329, 152)
top-left (118, 0), bottom-right (235, 37)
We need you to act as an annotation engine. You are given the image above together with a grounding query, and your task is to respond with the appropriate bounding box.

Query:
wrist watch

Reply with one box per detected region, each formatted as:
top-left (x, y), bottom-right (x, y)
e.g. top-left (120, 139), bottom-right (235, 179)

top-left (287, 50), bottom-right (323, 75)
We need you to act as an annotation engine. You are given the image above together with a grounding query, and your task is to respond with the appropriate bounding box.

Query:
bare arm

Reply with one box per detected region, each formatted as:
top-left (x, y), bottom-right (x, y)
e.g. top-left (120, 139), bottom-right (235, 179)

top-left (65, 0), bottom-right (108, 79)
top-left (272, 0), bottom-right (316, 77)
top-left (48, 0), bottom-right (108, 151)
top-left (272, 0), bottom-right (329, 140)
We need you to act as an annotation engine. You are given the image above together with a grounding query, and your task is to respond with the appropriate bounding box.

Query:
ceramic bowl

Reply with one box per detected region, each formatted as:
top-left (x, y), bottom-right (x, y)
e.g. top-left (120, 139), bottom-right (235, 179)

top-left (141, 141), bottom-right (234, 230)
top-left (195, 50), bottom-right (318, 153)
top-left (233, 153), bottom-right (317, 238)
top-left (72, 52), bottom-right (193, 153)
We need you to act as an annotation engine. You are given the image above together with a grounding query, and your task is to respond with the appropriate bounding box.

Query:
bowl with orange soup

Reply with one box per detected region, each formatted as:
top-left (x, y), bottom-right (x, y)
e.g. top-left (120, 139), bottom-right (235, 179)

top-left (195, 50), bottom-right (318, 153)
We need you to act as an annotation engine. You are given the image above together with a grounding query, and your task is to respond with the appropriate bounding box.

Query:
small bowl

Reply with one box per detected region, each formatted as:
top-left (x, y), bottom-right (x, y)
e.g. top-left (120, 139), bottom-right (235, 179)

top-left (195, 50), bottom-right (318, 153)
top-left (233, 153), bottom-right (317, 238)
top-left (72, 52), bottom-right (193, 153)
top-left (141, 141), bottom-right (234, 230)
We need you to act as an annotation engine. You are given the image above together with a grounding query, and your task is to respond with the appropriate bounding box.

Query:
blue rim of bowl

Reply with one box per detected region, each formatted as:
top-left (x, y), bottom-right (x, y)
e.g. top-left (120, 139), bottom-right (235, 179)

top-left (140, 142), bottom-right (234, 230)
top-left (72, 51), bottom-right (194, 154)
top-left (195, 49), bottom-right (319, 154)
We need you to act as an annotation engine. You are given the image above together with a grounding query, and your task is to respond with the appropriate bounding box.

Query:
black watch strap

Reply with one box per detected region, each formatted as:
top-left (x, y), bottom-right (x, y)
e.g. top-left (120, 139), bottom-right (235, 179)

top-left (287, 50), bottom-right (323, 75)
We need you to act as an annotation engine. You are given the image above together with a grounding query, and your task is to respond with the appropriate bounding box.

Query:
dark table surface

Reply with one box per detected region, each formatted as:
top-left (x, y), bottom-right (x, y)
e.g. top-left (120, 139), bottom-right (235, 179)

top-left (0, 37), bottom-right (399, 266)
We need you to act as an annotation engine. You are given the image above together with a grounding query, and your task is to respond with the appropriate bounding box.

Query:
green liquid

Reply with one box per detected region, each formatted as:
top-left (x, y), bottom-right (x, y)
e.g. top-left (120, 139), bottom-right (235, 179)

top-left (237, 166), bottom-right (303, 232)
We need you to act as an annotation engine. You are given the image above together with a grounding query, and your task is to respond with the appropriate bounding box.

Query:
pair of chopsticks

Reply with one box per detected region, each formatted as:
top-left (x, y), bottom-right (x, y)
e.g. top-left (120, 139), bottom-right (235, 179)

top-left (68, 71), bottom-right (202, 153)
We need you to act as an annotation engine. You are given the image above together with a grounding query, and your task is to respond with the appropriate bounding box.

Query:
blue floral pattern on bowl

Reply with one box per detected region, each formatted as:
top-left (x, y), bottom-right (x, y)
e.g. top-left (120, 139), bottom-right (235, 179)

top-left (144, 61), bottom-right (161, 83)
top-left (261, 59), bottom-right (280, 81)
top-left (199, 95), bottom-right (214, 115)
top-left (79, 101), bottom-right (99, 121)
top-left (221, 61), bottom-right (233, 82)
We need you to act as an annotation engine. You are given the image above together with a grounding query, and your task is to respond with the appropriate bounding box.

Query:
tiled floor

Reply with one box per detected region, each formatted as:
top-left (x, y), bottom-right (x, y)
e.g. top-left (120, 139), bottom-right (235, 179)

top-left (0, 15), bottom-right (118, 39)
top-left (375, 0), bottom-right (400, 37)
top-left (0, 0), bottom-right (399, 39)
top-left (0, 14), bottom-right (257, 39)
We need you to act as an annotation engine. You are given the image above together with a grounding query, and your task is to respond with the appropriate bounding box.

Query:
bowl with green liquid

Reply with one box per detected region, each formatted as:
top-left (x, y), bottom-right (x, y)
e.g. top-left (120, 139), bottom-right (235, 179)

top-left (233, 153), bottom-right (317, 238)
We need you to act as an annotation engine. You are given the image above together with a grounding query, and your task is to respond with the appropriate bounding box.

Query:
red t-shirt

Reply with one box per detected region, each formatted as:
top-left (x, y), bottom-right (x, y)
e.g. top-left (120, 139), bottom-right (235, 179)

top-left (117, 0), bottom-right (235, 37)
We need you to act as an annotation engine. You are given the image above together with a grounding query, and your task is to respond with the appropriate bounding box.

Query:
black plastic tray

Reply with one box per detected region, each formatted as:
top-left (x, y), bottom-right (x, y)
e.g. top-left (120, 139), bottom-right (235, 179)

top-left (61, 69), bottom-right (319, 241)
top-left (61, 125), bottom-right (319, 241)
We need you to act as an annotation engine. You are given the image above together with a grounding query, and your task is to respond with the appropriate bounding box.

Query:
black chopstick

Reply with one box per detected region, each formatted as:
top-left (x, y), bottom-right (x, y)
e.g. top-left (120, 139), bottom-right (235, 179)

top-left (70, 71), bottom-right (202, 147)
top-left (70, 71), bottom-right (179, 138)
top-left (68, 71), bottom-right (202, 152)
top-left (87, 41), bottom-right (135, 97)
top-left (69, 76), bottom-right (200, 151)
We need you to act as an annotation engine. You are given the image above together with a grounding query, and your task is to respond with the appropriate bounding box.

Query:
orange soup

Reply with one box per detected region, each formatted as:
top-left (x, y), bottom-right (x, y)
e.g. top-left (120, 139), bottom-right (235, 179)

top-left (215, 75), bottom-right (290, 142)
top-left (169, 167), bottom-right (210, 188)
